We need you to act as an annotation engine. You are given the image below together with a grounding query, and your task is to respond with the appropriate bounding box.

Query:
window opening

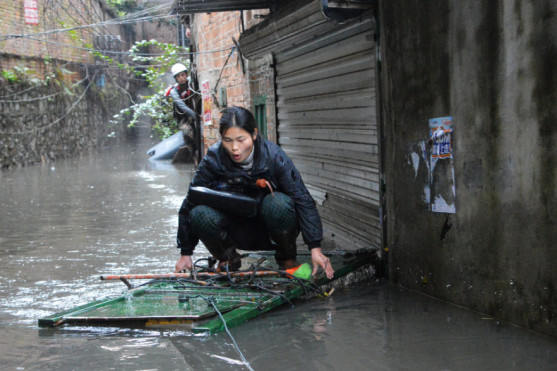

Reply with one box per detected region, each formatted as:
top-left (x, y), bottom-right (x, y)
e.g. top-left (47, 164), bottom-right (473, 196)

top-left (254, 96), bottom-right (267, 140)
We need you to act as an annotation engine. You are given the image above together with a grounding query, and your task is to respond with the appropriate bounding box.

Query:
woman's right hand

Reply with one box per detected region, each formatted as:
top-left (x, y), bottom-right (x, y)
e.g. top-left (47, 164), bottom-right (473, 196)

top-left (175, 255), bottom-right (193, 273)
top-left (310, 248), bottom-right (335, 279)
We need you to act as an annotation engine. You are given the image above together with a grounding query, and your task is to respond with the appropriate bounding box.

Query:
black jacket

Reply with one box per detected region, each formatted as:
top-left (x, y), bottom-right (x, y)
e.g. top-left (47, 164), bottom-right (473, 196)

top-left (177, 137), bottom-right (323, 255)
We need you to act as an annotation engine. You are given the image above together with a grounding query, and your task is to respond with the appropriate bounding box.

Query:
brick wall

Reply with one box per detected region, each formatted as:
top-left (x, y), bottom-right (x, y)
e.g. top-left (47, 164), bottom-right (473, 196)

top-left (0, 0), bottom-right (143, 167)
top-left (0, 77), bottom-right (132, 168)
top-left (191, 10), bottom-right (273, 150)
top-left (0, 0), bottom-right (124, 79)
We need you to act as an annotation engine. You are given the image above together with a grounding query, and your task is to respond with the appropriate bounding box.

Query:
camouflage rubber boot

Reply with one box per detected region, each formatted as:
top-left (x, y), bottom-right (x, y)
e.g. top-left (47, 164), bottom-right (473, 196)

top-left (270, 230), bottom-right (299, 269)
top-left (202, 232), bottom-right (242, 271)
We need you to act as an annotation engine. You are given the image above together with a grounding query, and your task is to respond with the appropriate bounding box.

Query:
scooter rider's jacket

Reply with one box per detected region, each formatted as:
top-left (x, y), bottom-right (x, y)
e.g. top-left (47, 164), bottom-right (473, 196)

top-left (165, 83), bottom-right (196, 120)
top-left (177, 137), bottom-right (323, 255)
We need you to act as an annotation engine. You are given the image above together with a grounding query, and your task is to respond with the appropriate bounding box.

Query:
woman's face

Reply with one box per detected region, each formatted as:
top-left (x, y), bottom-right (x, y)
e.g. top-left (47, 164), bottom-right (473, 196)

top-left (221, 126), bottom-right (257, 163)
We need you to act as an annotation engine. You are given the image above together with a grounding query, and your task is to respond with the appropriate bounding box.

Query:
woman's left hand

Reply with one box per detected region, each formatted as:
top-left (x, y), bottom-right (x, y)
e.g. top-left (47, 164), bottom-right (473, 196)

top-left (311, 248), bottom-right (335, 279)
top-left (174, 255), bottom-right (193, 273)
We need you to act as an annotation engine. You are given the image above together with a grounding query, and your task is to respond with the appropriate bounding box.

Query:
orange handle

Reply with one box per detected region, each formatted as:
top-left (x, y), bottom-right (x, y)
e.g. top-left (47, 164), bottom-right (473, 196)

top-left (256, 179), bottom-right (274, 196)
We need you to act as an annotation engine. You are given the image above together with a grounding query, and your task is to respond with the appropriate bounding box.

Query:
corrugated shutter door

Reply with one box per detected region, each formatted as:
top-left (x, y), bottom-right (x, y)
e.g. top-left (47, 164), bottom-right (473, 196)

top-left (275, 15), bottom-right (380, 249)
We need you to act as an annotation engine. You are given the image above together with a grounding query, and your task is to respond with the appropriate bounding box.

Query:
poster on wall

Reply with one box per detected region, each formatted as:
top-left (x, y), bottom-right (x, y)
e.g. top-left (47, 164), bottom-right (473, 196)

top-left (201, 80), bottom-right (213, 127)
top-left (24, 0), bottom-right (39, 25)
top-left (429, 116), bottom-right (456, 213)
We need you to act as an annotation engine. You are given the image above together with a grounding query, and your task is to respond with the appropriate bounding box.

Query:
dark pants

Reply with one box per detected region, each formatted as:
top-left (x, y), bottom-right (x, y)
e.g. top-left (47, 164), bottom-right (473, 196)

top-left (174, 105), bottom-right (198, 165)
top-left (189, 192), bottom-right (298, 264)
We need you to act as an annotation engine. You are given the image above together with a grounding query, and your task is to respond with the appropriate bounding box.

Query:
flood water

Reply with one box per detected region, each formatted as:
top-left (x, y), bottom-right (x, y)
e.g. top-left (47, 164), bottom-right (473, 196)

top-left (1, 129), bottom-right (556, 371)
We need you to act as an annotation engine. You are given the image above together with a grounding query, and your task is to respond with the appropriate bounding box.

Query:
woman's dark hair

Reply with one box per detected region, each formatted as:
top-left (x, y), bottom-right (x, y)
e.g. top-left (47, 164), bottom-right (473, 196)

top-left (219, 106), bottom-right (257, 137)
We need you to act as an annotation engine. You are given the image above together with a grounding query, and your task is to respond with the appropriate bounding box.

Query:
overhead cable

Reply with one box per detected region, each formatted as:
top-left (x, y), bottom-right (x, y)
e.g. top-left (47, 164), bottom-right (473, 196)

top-left (0, 73), bottom-right (96, 135)
top-left (0, 75), bottom-right (90, 103)
top-left (15, 36), bottom-right (232, 57)
top-left (0, 4), bottom-right (174, 40)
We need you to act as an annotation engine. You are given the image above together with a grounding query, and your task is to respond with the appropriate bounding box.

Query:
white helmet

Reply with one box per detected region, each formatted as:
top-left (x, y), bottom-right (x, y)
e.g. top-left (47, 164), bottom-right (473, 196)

top-left (171, 63), bottom-right (187, 77)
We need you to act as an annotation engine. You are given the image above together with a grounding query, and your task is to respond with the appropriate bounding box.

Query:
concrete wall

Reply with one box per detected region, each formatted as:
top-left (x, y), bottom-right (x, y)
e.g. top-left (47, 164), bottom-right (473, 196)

top-left (379, 1), bottom-right (556, 337)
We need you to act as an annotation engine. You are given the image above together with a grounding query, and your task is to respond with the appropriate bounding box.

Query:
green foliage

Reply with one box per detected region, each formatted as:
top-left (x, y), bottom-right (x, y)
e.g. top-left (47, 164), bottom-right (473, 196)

top-left (0, 64), bottom-right (76, 105)
top-left (113, 90), bottom-right (178, 139)
top-left (1, 69), bottom-right (19, 83)
top-left (60, 9), bottom-right (187, 140)
top-left (105, 39), bottom-right (191, 139)
top-left (128, 40), bottom-right (190, 85)
top-left (59, 21), bottom-right (84, 44)
top-left (1, 66), bottom-right (44, 85)
top-left (105, 0), bottom-right (139, 17)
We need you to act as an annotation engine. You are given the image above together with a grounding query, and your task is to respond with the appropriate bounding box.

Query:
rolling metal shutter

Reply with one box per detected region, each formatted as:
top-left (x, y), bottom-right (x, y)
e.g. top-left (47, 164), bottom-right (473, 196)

top-left (274, 13), bottom-right (380, 249)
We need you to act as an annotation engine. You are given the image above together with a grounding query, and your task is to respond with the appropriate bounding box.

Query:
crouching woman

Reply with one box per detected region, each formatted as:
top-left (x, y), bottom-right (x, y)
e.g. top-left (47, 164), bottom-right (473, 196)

top-left (174, 106), bottom-right (334, 279)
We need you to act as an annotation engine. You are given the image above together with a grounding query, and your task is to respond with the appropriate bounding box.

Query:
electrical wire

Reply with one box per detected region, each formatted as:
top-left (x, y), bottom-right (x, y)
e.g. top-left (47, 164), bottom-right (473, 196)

top-left (0, 73), bottom-right (96, 135)
top-left (206, 297), bottom-right (255, 371)
top-left (109, 257), bottom-right (331, 371)
top-left (0, 3), bottom-right (181, 130)
top-left (7, 35), bottom-right (233, 57)
top-left (103, 70), bottom-right (137, 105)
top-left (0, 4), bottom-right (174, 40)
top-left (213, 46), bottom-right (237, 92)
top-left (0, 3), bottom-right (236, 138)
top-left (0, 74), bottom-right (89, 103)
top-left (0, 80), bottom-right (51, 98)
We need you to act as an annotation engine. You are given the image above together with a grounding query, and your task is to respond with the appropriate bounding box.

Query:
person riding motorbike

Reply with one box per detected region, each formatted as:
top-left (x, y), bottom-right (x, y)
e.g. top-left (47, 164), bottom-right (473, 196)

top-left (165, 63), bottom-right (198, 164)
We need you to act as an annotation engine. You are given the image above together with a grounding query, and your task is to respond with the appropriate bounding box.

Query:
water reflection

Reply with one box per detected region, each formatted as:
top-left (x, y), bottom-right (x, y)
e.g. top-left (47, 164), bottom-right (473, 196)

top-left (0, 137), bottom-right (192, 327)
top-left (1, 135), bottom-right (556, 370)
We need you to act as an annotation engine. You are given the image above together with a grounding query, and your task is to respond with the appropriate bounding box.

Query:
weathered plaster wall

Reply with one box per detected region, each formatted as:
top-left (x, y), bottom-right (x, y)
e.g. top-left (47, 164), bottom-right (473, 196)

top-left (0, 78), bottom-right (131, 168)
top-left (379, 1), bottom-right (556, 337)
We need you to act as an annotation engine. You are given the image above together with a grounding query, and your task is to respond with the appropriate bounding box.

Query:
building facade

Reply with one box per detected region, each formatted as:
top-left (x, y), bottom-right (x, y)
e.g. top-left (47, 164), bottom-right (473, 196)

top-left (0, 0), bottom-right (177, 167)
top-left (185, 9), bottom-right (275, 151)
top-left (174, 0), bottom-right (557, 338)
